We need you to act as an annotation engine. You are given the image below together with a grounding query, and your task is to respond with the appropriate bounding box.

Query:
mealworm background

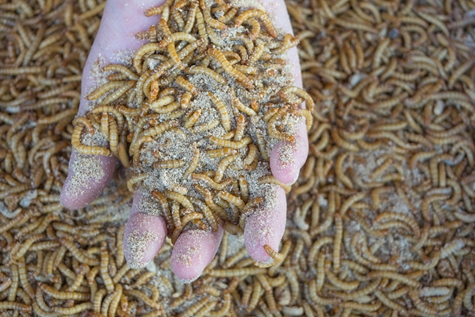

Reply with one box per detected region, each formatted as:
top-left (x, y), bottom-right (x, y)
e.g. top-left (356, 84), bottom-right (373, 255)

top-left (2, 0), bottom-right (475, 316)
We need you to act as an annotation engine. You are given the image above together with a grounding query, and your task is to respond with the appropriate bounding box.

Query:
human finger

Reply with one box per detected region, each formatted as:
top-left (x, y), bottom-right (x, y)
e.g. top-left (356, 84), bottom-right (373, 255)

top-left (270, 120), bottom-right (309, 185)
top-left (61, 0), bottom-right (165, 209)
top-left (123, 191), bottom-right (168, 269)
top-left (262, 0), bottom-right (309, 185)
top-left (171, 227), bottom-right (224, 282)
top-left (244, 186), bottom-right (287, 263)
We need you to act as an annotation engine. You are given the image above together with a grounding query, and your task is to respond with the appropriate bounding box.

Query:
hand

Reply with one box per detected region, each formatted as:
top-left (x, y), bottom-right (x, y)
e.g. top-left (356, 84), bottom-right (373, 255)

top-left (60, 0), bottom-right (309, 282)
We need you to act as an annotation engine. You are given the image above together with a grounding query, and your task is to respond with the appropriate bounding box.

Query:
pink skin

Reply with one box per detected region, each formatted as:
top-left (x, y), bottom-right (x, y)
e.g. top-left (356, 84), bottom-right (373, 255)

top-left (60, 0), bottom-right (308, 281)
top-left (125, 192), bottom-right (168, 268)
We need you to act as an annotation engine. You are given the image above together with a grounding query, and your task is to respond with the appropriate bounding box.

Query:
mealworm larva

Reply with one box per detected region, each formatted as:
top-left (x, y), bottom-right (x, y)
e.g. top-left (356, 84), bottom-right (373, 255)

top-left (38, 282), bottom-right (90, 300)
top-left (153, 159), bottom-right (186, 169)
top-left (335, 153), bottom-right (353, 189)
top-left (238, 176), bottom-right (249, 203)
top-left (165, 190), bottom-right (194, 211)
top-left (193, 119), bottom-right (220, 133)
top-left (340, 192), bottom-right (366, 216)
top-left (331, 127), bottom-right (359, 152)
top-left (214, 154), bottom-right (237, 183)
top-left (232, 96), bottom-right (257, 116)
top-left (100, 242), bottom-right (114, 293)
top-left (255, 130), bottom-right (269, 160)
top-left (235, 9), bottom-right (277, 37)
top-left (184, 109), bottom-right (202, 129)
top-left (207, 147), bottom-right (237, 158)
top-left (0, 302), bottom-right (31, 312)
top-left (263, 244), bottom-right (285, 263)
top-left (59, 237), bottom-right (99, 266)
top-left (193, 171), bottom-right (232, 190)
top-left (72, 122), bottom-right (113, 157)
top-left (368, 271), bottom-right (420, 288)
top-left (374, 212), bottom-right (421, 237)
top-left (408, 289), bottom-right (438, 316)
top-left (52, 302), bottom-right (94, 314)
top-left (218, 191), bottom-right (245, 209)
top-left (333, 213), bottom-right (343, 274)
top-left (176, 76), bottom-right (198, 95)
top-left (207, 92), bottom-right (231, 131)
top-left (11, 234), bottom-right (44, 260)
top-left (185, 65), bottom-right (226, 84)
top-left (199, 0), bottom-right (227, 30)
top-left (209, 136), bottom-right (252, 149)
top-left (208, 48), bottom-right (254, 89)
top-left (258, 176), bottom-right (291, 193)
top-left (127, 174), bottom-right (147, 192)
top-left (86, 81), bottom-right (128, 100)
top-left (234, 114), bottom-right (246, 141)
top-left (201, 204), bottom-right (219, 231)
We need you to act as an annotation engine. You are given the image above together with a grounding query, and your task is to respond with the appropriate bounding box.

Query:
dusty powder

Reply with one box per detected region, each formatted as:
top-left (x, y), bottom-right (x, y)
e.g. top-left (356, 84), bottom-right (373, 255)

top-left (126, 229), bottom-right (158, 269)
top-left (67, 153), bottom-right (105, 198)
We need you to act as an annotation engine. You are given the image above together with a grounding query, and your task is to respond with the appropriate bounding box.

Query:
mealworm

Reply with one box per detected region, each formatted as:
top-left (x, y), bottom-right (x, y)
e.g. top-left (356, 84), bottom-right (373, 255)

top-left (208, 48), bottom-right (254, 89)
top-left (193, 119), bottom-right (220, 133)
top-left (185, 65), bottom-right (226, 84)
top-left (153, 159), bottom-right (186, 169)
top-left (59, 237), bottom-right (99, 266)
top-left (176, 76), bottom-right (198, 95)
top-left (214, 154), bottom-right (237, 183)
top-left (218, 191), bottom-right (245, 209)
top-left (235, 9), bottom-right (277, 37)
top-left (207, 92), bottom-right (231, 131)
top-left (164, 190), bottom-right (194, 211)
top-left (258, 175), bottom-right (291, 193)
top-left (232, 96), bottom-right (257, 116)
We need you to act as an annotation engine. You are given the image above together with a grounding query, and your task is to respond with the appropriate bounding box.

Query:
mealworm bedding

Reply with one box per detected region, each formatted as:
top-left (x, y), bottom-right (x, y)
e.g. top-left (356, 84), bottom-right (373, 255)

top-left (3, 0), bottom-right (475, 316)
top-left (70, 0), bottom-right (313, 255)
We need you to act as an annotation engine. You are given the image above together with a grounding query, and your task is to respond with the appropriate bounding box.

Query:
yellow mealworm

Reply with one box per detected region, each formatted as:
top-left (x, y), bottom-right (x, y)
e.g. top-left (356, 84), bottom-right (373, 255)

top-left (239, 175), bottom-right (249, 203)
top-left (72, 122), bottom-right (112, 157)
top-left (258, 175), bottom-right (291, 193)
top-left (214, 154), bottom-right (237, 183)
top-left (164, 190), bottom-right (194, 211)
top-left (186, 65), bottom-right (226, 84)
top-left (232, 96), bottom-right (257, 116)
top-left (191, 173), bottom-right (232, 190)
top-left (208, 48), bottom-right (254, 89)
top-left (213, 192), bottom-right (244, 212)
top-left (153, 159), bottom-right (186, 169)
top-left (235, 9), bottom-right (277, 37)
top-left (176, 76), bottom-right (198, 95)
top-left (179, 91), bottom-right (193, 109)
top-left (209, 136), bottom-right (252, 149)
top-left (193, 119), bottom-right (220, 133)
top-left (207, 92), bottom-right (231, 131)
top-left (264, 244), bottom-right (285, 263)
top-left (333, 213), bottom-right (343, 274)
top-left (38, 282), bottom-right (90, 300)
top-left (234, 114), bottom-right (246, 141)
top-left (59, 237), bottom-right (99, 266)
top-left (207, 147), bottom-right (237, 158)
top-left (11, 234), bottom-right (44, 260)
top-left (184, 109), bottom-right (202, 129)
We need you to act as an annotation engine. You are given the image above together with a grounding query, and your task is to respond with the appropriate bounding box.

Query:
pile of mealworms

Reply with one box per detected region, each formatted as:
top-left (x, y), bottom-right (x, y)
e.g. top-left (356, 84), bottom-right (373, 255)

top-left (2, 0), bottom-right (475, 316)
top-left (71, 0), bottom-right (313, 247)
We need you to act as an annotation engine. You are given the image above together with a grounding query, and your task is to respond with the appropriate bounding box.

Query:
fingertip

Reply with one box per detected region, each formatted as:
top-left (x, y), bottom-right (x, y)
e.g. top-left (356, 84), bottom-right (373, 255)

top-left (124, 212), bottom-right (167, 270)
top-left (60, 150), bottom-right (116, 210)
top-left (171, 227), bottom-right (224, 283)
top-left (244, 186), bottom-right (286, 263)
top-left (270, 121), bottom-right (308, 185)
